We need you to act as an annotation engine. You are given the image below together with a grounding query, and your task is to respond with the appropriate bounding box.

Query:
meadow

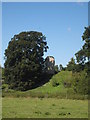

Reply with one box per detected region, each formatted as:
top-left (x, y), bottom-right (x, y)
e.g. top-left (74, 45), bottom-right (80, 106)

top-left (2, 71), bottom-right (88, 118)
top-left (2, 97), bottom-right (88, 118)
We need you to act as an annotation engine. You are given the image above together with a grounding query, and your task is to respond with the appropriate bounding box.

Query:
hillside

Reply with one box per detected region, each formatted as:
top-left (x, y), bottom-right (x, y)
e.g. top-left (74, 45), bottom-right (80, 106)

top-left (28, 71), bottom-right (72, 94)
top-left (2, 71), bottom-right (88, 118)
top-left (2, 70), bottom-right (87, 99)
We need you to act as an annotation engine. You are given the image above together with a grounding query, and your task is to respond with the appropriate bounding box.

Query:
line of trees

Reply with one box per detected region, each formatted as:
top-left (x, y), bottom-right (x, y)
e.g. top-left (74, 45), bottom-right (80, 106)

top-left (60, 26), bottom-right (90, 95)
top-left (51, 26), bottom-right (89, 95)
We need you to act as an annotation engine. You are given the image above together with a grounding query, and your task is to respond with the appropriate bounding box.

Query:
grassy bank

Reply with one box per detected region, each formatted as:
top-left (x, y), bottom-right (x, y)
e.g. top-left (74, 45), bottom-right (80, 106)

top-left (2, 71), bottom-right (88, 100)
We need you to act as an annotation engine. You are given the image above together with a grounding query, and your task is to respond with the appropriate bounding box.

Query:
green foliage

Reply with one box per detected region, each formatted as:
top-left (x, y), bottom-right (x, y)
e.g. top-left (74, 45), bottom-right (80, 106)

top-left (0, 64), bottom-right (1, 74)
top-left (2, 70), bottom-right (88, 99)
top-left (72, 70), bottom-right (88, 95)
top-left (75, 26), bottom-right (90, 65)
top-left (2, 68), bottom-right (4, 77)
top-left (66, 57), bottom-right (76, 72)
top-left (73, 27), bottom-right (89, 95)
top-left (59, 64), bottom-right (63, 71)
top-left (63, 75), bottom-right (72, 88)
top-left (52, 79), bottom-right (59, 87)
top-left (54, 65), bottom-right (59, 74)
top-left (4, 31), bottom-right (48, 91)
top-left (2, 84), bottom-right (8, 90)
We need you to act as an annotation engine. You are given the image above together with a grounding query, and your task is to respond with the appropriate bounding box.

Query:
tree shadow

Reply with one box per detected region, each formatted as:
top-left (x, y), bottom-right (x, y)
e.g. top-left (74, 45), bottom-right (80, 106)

top-left (30, 73), bottom-right (54, 90)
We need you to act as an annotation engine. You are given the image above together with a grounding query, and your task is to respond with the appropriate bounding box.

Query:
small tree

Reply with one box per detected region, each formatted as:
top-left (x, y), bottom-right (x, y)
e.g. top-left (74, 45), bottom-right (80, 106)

top-left (59, 64), bottom-right (63, 71)
top-left (66, 57), bottom-right (76, 71)
top-left (54, 65), bottom-right (59, 74)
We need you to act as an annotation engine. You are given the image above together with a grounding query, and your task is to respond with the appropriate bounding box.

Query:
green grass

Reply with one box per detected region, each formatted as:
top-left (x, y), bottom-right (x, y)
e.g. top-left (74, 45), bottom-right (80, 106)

top-left (0, 98), bottom-right (2, 120)
top-left (2, 71), bottom-right (88, 100)
top-left (2, 98), bottom-right (88, 118)
top-left (2, 71), bottom-right (88, 118)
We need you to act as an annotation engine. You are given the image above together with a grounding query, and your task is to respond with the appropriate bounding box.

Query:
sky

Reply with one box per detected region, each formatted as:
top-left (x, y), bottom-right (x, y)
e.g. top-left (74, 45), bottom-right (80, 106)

top-left (1, 2), bottom-right (88, 67)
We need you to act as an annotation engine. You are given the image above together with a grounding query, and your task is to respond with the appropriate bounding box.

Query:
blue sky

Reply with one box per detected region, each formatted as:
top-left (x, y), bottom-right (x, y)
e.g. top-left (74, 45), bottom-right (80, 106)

top-left (2, 2), bottom-right (88, 67)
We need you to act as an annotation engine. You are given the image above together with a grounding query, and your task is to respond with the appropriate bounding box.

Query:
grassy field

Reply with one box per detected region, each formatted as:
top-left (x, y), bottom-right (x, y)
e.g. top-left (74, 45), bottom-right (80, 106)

top-left (2, 71), bottom-right (88, 118)
top-left (0, 98), bottom-right (2, 120)
top-left (2, 98), bottom-right (88, 118)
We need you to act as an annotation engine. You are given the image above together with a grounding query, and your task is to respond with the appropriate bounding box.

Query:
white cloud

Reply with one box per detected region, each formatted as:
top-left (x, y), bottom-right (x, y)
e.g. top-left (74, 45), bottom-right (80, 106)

top-left (67, 27), bottom-right (71, 32)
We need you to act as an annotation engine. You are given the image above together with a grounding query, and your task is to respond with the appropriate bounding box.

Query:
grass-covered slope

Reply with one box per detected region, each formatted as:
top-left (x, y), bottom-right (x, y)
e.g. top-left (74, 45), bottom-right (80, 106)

top-left (29, 71), bottom-right (72, 93)
top-left (2, 71), bottom-right (87, 99)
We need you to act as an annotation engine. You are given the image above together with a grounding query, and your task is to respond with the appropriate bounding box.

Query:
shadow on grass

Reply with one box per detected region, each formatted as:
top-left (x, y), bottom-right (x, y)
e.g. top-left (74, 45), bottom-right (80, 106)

top-left (30, 73), bottom-right (54, 90)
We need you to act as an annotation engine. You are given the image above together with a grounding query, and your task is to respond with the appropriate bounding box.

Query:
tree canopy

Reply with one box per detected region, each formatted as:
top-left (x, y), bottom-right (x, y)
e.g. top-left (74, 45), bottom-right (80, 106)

top-left (66, 57), bottom-right (76, 71)
top-left (75, 26), bottom-right (90, 65)
top-left (72, 26), bottom-right (90, 95)
top-left (4, 31), bottom-right (48, 91)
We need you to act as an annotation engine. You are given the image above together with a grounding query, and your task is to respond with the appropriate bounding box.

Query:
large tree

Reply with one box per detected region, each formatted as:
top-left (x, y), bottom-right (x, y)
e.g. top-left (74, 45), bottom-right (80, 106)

top-left (4, 31), bottom-right (48, 91)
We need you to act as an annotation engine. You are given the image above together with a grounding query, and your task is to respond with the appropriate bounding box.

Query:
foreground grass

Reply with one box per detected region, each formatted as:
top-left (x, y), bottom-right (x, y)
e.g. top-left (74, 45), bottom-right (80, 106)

top-left (2, 98), bottom-right (88, 118)
top-left (0, 98), bottom-right (2, 119)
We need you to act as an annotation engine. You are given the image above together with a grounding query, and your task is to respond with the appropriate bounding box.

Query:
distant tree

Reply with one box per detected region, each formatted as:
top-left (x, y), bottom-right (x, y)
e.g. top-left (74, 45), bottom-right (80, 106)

top-left (59, 64), bottom-right (63, 71)
top-left (2, 67), bottom-right (5, 80)
top-left (54, 65), bottom-right (59, 74)
top-left (4, 31), bottom-right (48, 91)
top-left (66, 57), bottom-right (76, 71)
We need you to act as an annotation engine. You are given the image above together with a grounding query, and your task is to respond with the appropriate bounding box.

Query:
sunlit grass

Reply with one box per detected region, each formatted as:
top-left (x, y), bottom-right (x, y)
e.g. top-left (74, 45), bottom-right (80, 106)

top-left (2, 98), bottom-right (88, 118)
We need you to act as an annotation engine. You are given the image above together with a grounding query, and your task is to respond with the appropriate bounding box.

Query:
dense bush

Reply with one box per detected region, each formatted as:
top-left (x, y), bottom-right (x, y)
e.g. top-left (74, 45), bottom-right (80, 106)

top-left (63, 75), bottom-right (72, 88)
top-left (2, 84), bottom-right (8, 90)
top-left (72, 70), bottom-right (88, 95)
